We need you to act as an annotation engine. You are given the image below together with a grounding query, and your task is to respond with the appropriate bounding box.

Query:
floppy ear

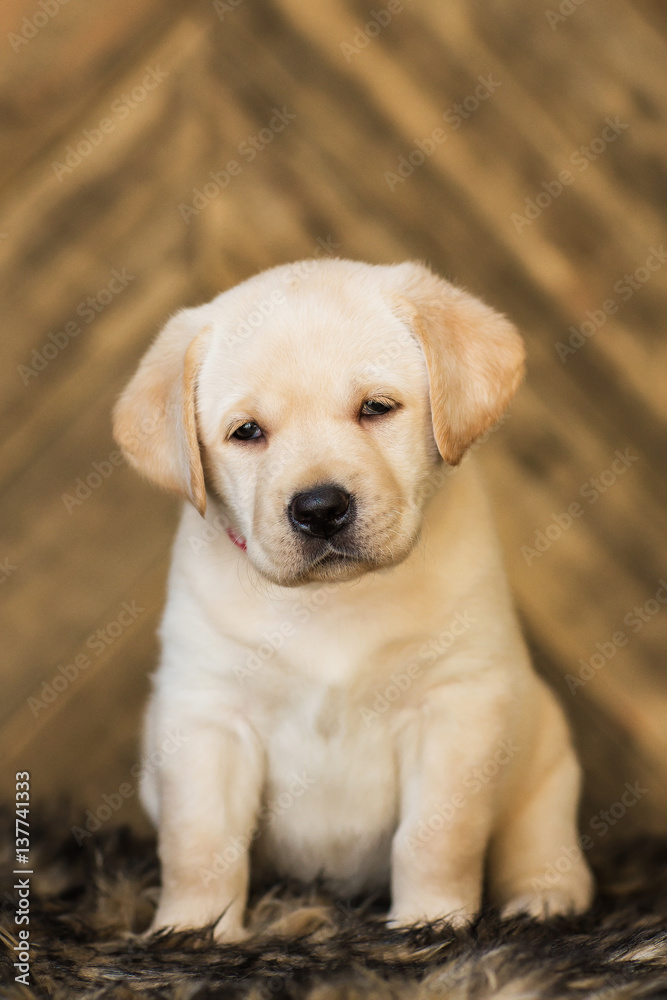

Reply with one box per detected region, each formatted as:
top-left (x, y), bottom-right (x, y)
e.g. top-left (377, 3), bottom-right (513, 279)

top-left (392, 262), bottom-right (525, 465)
top-left (112, 311), bottom-right (211, 516)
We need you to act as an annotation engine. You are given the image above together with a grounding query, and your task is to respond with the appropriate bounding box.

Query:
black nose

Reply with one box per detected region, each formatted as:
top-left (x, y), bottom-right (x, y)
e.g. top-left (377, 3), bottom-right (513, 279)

top-left (289, 485), bottom-right (352, 538)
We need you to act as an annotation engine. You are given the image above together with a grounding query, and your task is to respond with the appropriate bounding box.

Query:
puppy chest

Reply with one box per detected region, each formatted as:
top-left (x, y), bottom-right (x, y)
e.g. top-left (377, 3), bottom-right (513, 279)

top-left (253, 692), bottom-right (400, 893)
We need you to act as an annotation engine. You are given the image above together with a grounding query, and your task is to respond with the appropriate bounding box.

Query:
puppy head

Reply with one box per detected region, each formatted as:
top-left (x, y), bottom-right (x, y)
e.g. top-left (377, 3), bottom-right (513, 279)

top-left (113, 260), bottom-right (524, 586)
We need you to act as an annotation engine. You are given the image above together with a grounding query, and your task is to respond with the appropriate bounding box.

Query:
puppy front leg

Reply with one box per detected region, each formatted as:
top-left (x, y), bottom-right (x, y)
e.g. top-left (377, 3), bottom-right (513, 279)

top-left (150, 720), bottom-right (263, 941)
top-left (389, 687), bottom-right (502, 928)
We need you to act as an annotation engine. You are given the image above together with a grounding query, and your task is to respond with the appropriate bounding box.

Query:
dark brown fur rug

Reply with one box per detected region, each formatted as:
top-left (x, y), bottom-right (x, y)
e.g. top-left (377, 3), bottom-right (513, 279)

top-left (2, 811), bottom-right (667, 999)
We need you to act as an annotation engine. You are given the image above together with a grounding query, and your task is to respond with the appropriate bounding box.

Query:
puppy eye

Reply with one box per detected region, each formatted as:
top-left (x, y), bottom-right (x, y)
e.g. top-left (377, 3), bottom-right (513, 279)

top-left (361, 399), bottom-right (393, 416)
top-left (232, 421), bottom-right (263, 441)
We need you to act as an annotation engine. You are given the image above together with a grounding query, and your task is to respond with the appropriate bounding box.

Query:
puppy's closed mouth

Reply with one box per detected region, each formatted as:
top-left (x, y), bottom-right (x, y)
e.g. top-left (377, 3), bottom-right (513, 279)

top-left (308, 545), bottom-right (359, 568)
top-left (309, 549), bottom-right (360, 569)
top-left (284, 542), bottom-right (370, 586)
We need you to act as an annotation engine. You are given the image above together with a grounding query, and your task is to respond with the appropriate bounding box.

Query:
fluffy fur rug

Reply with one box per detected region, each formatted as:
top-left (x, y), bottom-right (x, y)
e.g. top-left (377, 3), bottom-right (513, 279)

top-left (2, 812), bottom-right (667, 999)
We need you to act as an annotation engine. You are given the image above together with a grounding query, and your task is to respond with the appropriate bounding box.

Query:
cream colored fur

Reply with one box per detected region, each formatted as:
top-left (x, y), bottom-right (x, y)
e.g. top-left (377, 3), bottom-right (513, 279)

top-left (113, 259), bottom-right (593, 940)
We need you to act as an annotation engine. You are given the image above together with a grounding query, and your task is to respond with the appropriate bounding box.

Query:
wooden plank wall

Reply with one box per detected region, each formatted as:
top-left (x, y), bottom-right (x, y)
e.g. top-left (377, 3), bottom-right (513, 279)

top-left (1, 0), bottom-right (666, 847)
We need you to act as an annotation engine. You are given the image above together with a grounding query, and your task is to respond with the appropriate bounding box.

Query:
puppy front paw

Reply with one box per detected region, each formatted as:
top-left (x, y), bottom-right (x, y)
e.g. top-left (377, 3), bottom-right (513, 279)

top-left (501, 886), bottom-right (590, 920)
top-left (146, 901), bottom-right (249, 943)
top-left (213, 914), bottom-right (251, 943)
top-left (388, 898), bottom-right (478, 930)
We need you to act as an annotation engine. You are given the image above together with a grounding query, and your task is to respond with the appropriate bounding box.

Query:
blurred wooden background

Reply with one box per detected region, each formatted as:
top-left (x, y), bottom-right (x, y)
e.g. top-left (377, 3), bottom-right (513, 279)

top-left (1, 0), bottom-right (666, 849)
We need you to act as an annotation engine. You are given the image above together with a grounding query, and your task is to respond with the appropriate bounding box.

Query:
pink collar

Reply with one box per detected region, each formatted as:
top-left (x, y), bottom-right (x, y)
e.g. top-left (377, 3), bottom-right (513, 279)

top-left (226, 528), bottom-right (247, 552)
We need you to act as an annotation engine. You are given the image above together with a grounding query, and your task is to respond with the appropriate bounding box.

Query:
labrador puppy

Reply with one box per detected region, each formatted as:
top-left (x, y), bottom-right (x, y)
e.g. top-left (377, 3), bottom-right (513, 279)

top-left (113, 258), bottom-right (593, 940)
